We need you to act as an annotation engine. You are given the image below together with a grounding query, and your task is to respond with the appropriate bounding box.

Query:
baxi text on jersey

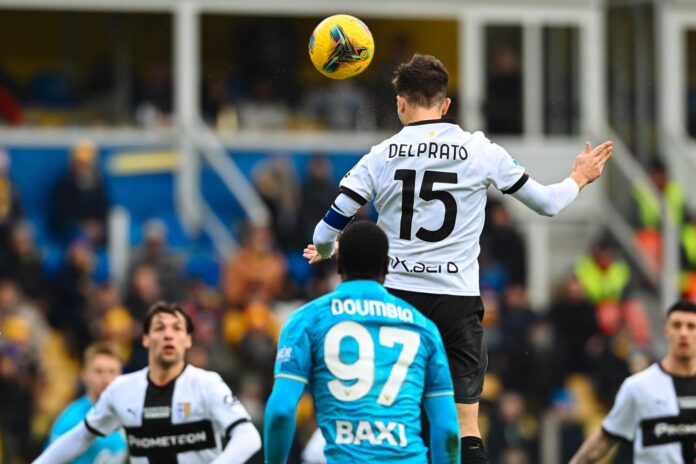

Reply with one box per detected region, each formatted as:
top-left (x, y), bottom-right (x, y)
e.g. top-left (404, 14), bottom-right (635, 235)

top-left (335, 420), bottom-right (408, 447)
top-left (331, 298), bottom-right (414, 323)
top-left (388, 143), bottom-right (468, 160)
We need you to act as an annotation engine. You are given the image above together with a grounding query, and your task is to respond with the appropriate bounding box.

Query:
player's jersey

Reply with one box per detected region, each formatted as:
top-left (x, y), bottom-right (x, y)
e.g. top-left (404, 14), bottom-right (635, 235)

top-left (275, 280), bottom-right (454, 463)
top-left (48, 395), bottom-right (127, 464)
top-left (340, 119), bottom-right (526, 295)
top-left (603, 363), bottom-right (696, 463)
top-left (85, 364), bottom-right (252, 464)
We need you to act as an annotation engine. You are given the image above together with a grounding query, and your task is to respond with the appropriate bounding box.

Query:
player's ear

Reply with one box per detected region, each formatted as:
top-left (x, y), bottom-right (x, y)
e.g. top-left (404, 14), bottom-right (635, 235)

top-left (185, 334), bottom-right (193, 350)
top-left (142, 334), bottom-right (150, 349)
top-left (440, 97), bottom-right (451, 116)
top-left (396, 95), bottom-right (406, 115)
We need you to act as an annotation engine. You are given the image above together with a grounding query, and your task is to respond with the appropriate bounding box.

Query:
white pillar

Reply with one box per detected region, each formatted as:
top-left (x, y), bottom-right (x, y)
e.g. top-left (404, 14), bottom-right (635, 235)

top-left (523, 21), bottom-right (542, 137)
top-left (580, 9), bottom-right (605, 136)
top-left (174, 0), bottom-right (202, 234)
top-left (462, 13), bottom-right (483, 131)
top-left (526, 221), bottom-right (550, 309)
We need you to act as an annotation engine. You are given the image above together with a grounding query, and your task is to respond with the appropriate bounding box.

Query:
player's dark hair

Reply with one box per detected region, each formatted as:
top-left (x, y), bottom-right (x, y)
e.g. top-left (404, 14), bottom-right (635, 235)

top-left (667, 300), bottom-right (696, 317)
top-left (83, 341), bottom-right (121, 366)
top-left (337, 220), bottom-right (389, 281)
top-left (143, 301), bottom-right (194, 334)
top-left (392, 54), bottom-right (449, 108)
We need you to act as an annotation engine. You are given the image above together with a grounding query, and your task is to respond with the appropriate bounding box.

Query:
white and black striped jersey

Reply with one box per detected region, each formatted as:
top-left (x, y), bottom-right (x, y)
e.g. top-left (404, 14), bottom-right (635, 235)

top-left (603, 363), bottom-right (696, 463)
top-left (340, 119), bottom-right (526, 295)
top-left (84, 364), bottom-right (251, 464)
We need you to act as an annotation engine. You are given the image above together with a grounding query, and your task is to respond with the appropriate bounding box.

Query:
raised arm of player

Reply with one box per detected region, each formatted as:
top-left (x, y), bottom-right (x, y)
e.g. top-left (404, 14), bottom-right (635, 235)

top-left (32, 421), bottom-right (96, 464)
top-left (569, 429), bottom-right (619, 464)
top-left (511, 141), bottom-right (613, 216)
top-left (264, 377), bottom-right (306, 464)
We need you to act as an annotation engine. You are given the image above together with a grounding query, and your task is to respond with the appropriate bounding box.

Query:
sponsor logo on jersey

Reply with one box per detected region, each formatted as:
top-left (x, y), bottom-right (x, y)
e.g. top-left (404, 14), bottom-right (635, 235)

top-left (125, 420), bottom-right (216, 456)
top-left (642, 415), bottom-right (696, 446)
top-left (390, 256), bottom-right (459, 274)
top-left (335, 420), bottom-right (408, 447)
top-left (143, 406), bottom-right (171, 420)
top-left (276, 346), bottom-right (293, 363)
top-left (330, 298), bottom-right (414, 323)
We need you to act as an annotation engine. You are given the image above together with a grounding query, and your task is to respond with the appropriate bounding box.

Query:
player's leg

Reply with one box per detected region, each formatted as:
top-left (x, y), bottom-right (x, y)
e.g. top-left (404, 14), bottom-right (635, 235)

top-left (387, 289), bottom-right (490, 463)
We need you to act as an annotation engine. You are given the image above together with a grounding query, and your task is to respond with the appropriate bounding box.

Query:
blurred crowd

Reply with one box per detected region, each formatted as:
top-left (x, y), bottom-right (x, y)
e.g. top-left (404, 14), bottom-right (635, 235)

top-left (0, 139), bottom-right (695, 464)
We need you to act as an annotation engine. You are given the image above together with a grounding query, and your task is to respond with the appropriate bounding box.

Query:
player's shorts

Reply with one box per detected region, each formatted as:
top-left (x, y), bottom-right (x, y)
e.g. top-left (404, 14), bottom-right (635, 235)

top-left (387, 288), bottom-right (487, 404)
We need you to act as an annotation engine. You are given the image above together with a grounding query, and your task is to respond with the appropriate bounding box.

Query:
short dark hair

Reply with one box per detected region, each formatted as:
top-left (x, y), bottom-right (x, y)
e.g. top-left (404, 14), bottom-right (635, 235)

top-left (83, 341), bottom-right (121, 366)
top-left (143, 301), bottom-right (194, 334)
top-left (337, 220), bottom-right (389, 279)
top-left (392, 54), bottom-right (449, 108)
top-left (667, 300), bottom-right (696, 317)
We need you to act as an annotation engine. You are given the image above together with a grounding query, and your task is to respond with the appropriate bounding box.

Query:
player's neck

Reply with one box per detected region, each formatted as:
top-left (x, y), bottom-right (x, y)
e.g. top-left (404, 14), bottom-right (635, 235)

top-left (148, 361), bottom-right (187, 386)
top-left (400, 108), bottom-right (444, 126)
top-left (661, 354), bottom-right (696, 377)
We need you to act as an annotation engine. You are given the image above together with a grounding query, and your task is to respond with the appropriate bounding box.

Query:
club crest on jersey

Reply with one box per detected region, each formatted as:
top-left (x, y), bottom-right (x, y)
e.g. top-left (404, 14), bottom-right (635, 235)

top-left (175, 402), bottom-right (191, 420)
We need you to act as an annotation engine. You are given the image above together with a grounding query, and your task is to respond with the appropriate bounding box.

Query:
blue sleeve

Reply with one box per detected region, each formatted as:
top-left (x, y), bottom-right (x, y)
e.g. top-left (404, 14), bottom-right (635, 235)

top-left (424, 326), bottom-right (455, 398)
top-left (274, 309), bottom-right (312, 384)
top-left (424, 395), bottom-right (460, 464)
top-left (263, 377), bottom-right (306, 464)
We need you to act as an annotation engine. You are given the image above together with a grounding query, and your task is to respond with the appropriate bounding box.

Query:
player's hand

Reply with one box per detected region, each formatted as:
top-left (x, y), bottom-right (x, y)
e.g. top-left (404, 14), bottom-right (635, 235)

top-left (570, 141), bottom-right (613, 189)
top-left (303, 244), bottom-right (328, 264)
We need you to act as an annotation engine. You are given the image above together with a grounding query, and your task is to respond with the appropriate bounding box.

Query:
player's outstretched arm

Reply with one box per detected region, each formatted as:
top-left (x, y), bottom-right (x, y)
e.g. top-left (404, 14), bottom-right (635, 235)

top-left (264, 377), bottom-right (305, 464)
top-left (32, 421), bottom-right (96, 464)
top-left (511, 141), bottom-right (613, 217)
top-left (569, 429), bottom-right (618, 464)
top-left (424, 395), bottom-right (460, 464)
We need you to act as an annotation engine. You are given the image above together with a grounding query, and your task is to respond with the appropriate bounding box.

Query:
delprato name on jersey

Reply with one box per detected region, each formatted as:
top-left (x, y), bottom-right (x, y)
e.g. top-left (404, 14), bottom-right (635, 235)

top-left (340, 120), bottom-right (527, 296)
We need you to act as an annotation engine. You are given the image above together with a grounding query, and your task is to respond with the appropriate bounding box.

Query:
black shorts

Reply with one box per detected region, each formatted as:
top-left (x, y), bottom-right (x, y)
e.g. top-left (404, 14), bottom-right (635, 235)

top-left (387, 288), bottom-right (487, 404)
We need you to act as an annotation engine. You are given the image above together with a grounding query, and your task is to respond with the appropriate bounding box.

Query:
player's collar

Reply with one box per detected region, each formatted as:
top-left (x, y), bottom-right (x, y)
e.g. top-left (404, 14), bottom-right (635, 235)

top-left (336, 280), bottom-right (385, 292)
top-left (406, 118), bottom-right (456, 127)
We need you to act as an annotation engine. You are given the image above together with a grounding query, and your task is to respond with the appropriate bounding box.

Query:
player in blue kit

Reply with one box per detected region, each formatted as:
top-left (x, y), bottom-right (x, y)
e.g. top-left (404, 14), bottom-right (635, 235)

top-left (264, 220), bottom-right (460, 463)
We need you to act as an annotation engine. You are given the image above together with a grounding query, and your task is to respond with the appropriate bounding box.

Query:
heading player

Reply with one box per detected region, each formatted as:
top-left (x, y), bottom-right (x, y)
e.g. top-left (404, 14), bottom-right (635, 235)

top-left (266, 220), bottom-right (460, 463)
top-left (34, 302), bottom-right (261, 464)
top-left (570, 300), bottom-right (696, 464)
top-left (305, 54), bottom-right (613, 463)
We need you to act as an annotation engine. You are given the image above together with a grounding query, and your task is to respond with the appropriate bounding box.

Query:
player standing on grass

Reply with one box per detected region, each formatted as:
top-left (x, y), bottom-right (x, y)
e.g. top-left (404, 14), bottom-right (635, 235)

top-left (304, 54), bottom-right (613, 464)
top-left (571, 300), bottom-right (696, 464)
top-left (34, 302), bottom-right (261, 464)
top-left (266, 220), bottom-right (460, 463)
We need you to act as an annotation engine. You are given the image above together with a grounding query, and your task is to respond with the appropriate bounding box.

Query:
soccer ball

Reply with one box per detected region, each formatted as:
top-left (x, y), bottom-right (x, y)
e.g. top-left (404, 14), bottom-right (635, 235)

top-left (308, 14), bottom-right (374, 80)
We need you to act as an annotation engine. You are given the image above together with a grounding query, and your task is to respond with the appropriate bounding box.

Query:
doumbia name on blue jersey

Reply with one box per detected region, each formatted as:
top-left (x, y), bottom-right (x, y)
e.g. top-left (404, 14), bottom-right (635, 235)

top-left (331, 298), bottom-right (414, 323)
top-left (388, 143), bottom-right (468, 160)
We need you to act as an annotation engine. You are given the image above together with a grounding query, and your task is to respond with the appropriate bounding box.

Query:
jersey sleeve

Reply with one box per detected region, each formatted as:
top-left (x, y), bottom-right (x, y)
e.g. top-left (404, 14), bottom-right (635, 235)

top-left (485, 139), bottom-right (528, 194)
top-left (339, 152), bottom-right (375, 205)
top-left (423, 325), bottom-right (454, 398)
top-left (205, 373), bottom-right (253, 438)
top-left (602, 379), bottom-right (639, 441)
top-left (84, 382), bottom-right (122, 436)
top-left (274, 309), bottom-right (313, 385)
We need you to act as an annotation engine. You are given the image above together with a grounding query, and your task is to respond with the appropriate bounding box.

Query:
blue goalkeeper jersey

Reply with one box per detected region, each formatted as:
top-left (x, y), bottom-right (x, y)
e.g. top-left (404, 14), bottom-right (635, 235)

top-left (275, 280), bottom-right (454, 463)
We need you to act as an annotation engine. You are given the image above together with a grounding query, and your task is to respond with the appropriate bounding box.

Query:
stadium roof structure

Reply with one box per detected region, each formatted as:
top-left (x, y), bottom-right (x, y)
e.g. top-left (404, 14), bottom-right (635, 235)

top-left (0, 0), bottom-right (604, 15)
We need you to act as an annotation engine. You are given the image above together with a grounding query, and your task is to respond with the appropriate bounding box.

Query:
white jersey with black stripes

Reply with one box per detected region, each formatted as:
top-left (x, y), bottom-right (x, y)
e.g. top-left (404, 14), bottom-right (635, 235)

top-left (339, 119), bottom-right (527, 296)
top-left (602, 363), bottom-right (696, 464)
top-left (85, 364), bottom-right (252, 464)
